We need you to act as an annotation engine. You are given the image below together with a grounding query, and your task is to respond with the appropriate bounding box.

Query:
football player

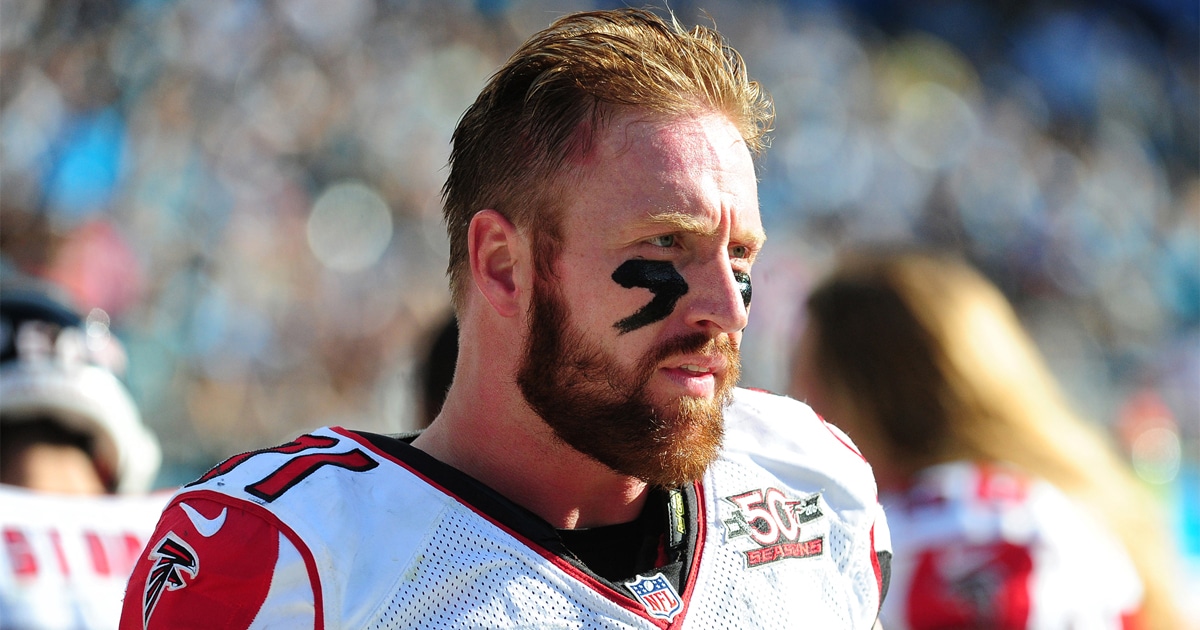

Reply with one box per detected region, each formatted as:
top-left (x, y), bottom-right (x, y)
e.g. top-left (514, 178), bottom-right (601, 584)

top-left (1, 281), bottom-right (167, 629)
top-left (123, 9), bottom-right (891, 628)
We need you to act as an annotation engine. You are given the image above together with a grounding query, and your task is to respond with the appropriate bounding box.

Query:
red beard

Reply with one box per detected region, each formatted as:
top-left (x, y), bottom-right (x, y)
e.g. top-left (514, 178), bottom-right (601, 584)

top-left (517, 274), bottom-right (739, 487)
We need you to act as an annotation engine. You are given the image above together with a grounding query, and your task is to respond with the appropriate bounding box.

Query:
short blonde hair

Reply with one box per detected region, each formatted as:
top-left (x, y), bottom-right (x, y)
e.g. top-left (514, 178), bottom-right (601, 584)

top-left (442, 8), bottom-right (773, 309)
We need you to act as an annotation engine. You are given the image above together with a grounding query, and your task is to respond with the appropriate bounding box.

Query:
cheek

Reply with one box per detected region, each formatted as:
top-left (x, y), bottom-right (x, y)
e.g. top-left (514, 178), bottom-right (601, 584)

top-left (554, 268), bottom-right (640, 334)
top-left (734, 271), bottom-right (751, 308)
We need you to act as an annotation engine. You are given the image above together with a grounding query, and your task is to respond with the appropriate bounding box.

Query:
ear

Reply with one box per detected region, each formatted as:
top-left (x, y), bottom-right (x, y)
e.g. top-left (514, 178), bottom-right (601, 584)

top-left (468, 209), bottom-right (527, 318)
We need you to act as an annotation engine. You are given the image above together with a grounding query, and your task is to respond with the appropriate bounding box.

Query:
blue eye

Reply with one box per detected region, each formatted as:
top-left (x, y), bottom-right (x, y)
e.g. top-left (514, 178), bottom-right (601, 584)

top-left (649, 235), bottom-right (676, 247)
top-left (731, 245), bottom-right (750, 259)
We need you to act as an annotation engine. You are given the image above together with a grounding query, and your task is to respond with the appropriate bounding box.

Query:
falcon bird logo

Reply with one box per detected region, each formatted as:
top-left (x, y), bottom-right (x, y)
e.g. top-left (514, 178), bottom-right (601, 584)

top-left (143, 532), bottom-right (199, 628)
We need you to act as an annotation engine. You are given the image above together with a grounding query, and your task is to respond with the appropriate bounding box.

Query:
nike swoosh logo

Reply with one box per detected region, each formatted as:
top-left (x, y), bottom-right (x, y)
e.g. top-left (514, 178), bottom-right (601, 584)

top-left (180, 502), bottom-right (227, 538)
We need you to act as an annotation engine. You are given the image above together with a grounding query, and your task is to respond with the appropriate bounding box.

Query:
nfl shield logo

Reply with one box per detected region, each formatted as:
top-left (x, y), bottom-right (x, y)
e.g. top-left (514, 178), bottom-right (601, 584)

top-left (625, 572), bottom-right (683, 622)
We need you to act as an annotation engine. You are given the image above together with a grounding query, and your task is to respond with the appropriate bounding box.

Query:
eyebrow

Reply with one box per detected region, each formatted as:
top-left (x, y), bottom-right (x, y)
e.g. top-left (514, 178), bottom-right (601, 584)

top-left (636, 212), bottom-right (716, 235)
top-left (632, 211), bottom-right (767, 248)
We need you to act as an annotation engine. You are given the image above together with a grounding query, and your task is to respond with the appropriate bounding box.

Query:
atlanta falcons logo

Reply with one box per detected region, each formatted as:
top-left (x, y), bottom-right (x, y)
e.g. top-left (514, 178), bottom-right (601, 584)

top-left (142, 532), bottom-right (199, 628)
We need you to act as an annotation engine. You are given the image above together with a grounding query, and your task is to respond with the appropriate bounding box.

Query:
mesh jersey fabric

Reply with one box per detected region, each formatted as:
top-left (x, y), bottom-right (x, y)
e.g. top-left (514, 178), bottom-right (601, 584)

top-left (879, 461), bottom-right (1143, 630)
top-left (122, 388), bottom-right (890, 629)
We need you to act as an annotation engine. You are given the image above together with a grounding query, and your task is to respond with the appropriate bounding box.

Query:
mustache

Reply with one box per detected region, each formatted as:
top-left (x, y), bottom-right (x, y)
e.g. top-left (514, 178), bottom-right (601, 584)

top-left (636, 332), bottom-right (740, 376)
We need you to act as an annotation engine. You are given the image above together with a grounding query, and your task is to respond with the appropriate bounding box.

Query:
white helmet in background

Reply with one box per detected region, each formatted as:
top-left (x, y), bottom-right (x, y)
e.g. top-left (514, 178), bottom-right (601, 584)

top-left (0, 283), bottom-right (160, 493)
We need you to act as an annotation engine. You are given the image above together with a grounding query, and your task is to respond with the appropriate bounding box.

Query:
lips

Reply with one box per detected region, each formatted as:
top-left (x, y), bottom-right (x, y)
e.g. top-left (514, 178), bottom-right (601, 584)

top-left (661, 363), bottom-right (718, 398)
top-left (671, 354), bottom-right (724, 376)
top-left (661, 355), bottom-right (724, 395)
top-left (642, 333), bottom-right (739, 397)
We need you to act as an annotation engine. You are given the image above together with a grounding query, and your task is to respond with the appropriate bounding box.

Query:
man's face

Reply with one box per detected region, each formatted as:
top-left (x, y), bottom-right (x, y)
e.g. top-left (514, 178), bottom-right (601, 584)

top-left (517, 110), bottom-right (764, 487)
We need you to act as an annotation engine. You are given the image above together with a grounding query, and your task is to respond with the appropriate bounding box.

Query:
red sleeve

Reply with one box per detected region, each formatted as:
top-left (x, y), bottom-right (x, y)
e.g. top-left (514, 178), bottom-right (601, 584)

top-left (119, 495), bottom-right (295, 629)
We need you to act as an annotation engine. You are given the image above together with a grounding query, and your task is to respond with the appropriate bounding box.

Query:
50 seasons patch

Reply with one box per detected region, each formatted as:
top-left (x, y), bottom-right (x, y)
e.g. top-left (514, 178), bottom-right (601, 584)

top-left (722, 488), bottom-right (825, 567)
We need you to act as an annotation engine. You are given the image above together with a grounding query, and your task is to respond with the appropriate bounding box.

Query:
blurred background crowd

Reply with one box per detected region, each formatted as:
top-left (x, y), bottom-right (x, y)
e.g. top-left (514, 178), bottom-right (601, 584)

top-left (1, 0), bottom-right (1196, 607)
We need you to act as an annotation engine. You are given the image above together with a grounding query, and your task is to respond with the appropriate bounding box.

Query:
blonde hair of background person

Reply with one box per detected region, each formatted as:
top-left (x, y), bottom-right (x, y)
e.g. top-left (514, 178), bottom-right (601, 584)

top-left (790, 248), bottom-right (1185, 629)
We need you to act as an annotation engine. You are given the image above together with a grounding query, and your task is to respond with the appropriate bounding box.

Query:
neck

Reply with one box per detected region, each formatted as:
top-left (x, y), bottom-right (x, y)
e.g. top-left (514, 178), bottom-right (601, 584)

top-left (413, 393), bottom-right (650, 528)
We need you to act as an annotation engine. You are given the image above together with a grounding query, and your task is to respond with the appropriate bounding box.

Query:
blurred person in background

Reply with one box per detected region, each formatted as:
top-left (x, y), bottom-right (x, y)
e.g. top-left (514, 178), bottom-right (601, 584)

top-left (789, 247), bottom-right (1187, 630)
top-left (0, 278), bottom-right (167, 630)
top-left (120, 8), bottom-right (890, 628)
top-left (415, 313), bottom-right (458, 429)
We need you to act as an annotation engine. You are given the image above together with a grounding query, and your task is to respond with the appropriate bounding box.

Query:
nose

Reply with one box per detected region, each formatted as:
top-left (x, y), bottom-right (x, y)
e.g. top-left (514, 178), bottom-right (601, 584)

top-left (683, 258), bottom-right (750, 334)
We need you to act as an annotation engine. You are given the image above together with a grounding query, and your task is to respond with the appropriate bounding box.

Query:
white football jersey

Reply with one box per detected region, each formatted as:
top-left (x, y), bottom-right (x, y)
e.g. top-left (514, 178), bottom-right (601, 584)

top-left (880, 461), bottom-right (1143, 629)
top-left (0, 484), bottom-right (171, 630)
top-left (122, 388), bottom-right (890, 629)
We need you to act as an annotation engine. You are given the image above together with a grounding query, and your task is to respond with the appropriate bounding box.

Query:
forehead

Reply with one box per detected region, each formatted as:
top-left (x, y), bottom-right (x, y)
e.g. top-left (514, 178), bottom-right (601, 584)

top-left (562, 110), bottom-right (763, 241)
